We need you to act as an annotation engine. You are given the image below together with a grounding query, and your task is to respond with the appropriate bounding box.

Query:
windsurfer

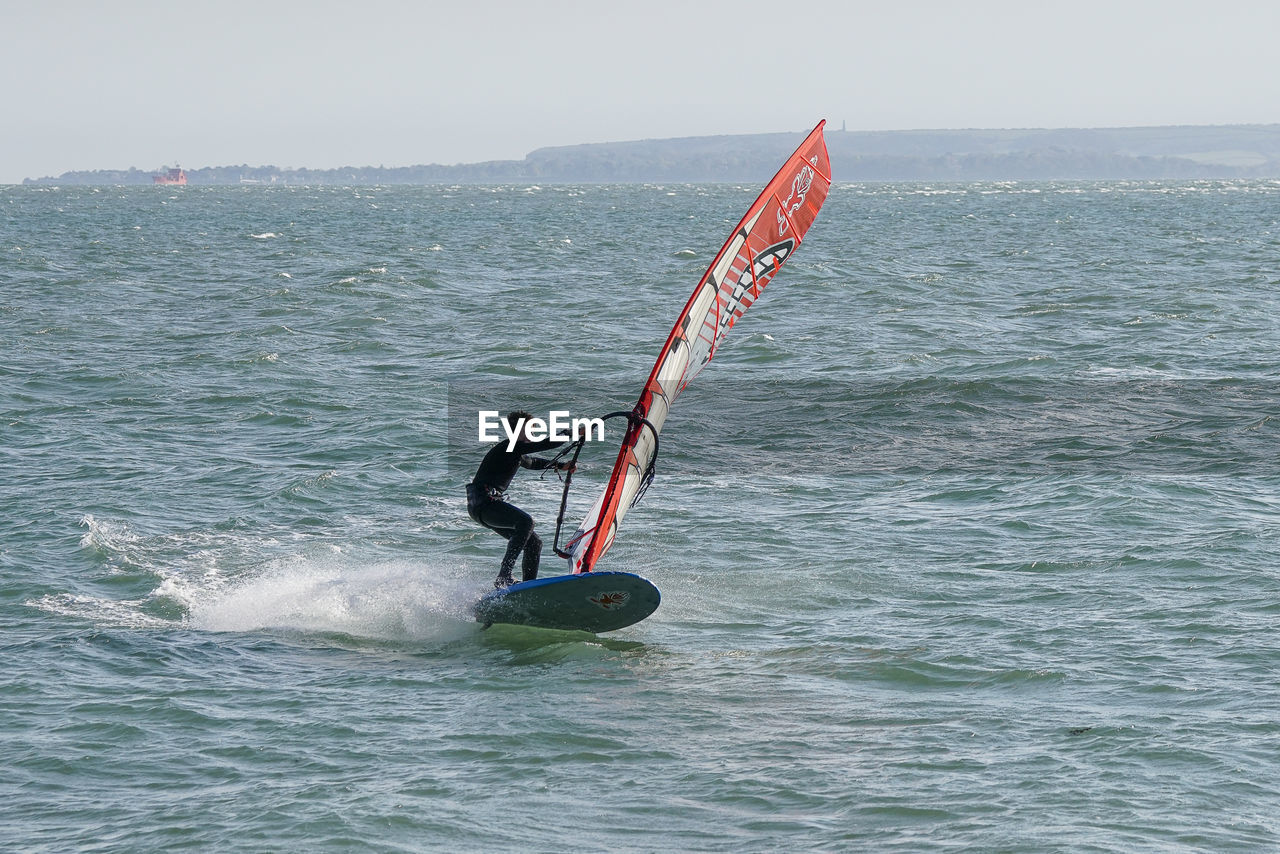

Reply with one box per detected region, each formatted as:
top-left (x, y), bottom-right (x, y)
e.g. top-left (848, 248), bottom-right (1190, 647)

top-left (466, 410), bottom-right (574, 587)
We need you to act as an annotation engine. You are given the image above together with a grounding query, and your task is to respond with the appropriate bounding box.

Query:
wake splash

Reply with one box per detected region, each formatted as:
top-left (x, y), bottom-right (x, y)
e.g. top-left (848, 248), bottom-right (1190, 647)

top-left (61, 515), bottom-right (488, 643)
top-left (182, 558), bottom-right (482, 642)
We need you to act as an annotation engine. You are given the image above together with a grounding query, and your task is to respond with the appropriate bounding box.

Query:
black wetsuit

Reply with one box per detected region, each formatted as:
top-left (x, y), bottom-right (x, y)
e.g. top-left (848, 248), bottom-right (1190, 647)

top-left (466, 437), bottom-right (564, 586)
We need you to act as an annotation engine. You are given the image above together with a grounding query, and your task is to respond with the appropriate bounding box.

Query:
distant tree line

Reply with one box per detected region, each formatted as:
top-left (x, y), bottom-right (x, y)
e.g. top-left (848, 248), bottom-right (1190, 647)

top-left (24, 125), bottom-right (1280, 185)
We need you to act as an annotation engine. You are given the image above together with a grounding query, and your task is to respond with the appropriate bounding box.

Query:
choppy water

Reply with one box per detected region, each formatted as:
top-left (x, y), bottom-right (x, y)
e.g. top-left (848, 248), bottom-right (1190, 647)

top-left (3, 180), bottom-right (1280, 851)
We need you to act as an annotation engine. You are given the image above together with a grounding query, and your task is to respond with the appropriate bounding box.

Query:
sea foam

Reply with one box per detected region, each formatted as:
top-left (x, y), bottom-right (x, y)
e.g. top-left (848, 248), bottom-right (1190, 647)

top-left (185, 556), bottom-right (481, 642)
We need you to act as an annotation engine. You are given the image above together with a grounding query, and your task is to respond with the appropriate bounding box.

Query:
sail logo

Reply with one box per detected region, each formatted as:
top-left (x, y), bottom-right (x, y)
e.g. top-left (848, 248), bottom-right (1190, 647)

top-left (714, 239), bottom-right (795, 341)
top-left (777, 164), bottom-right (815, 236)
top-left (589, 591), bottom-right (630, 610)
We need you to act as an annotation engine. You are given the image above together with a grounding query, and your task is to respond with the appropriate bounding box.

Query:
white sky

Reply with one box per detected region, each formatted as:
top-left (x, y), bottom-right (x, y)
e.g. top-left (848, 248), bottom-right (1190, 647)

top-left (2, 0), bottom-right (1278, 183)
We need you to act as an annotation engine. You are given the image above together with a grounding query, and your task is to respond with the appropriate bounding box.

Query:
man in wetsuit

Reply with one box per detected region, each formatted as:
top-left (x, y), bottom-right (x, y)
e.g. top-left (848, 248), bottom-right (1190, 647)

top-left (466, 410), bottom-right (574, 588)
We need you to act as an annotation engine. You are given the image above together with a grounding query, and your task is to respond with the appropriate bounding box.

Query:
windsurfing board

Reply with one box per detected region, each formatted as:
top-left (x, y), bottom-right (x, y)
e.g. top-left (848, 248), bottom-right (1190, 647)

top-left (473, 571), bottom-right (660, 633)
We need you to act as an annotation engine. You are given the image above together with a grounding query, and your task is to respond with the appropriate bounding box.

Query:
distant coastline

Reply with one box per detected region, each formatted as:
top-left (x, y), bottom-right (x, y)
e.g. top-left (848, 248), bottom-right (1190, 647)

top-left (22, 123), bottom-right (1280, 185)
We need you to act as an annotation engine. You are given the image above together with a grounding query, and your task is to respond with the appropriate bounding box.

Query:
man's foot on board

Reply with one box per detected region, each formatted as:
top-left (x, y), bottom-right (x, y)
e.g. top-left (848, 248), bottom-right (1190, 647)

top-left (494, 574), bottom-right (515, 589)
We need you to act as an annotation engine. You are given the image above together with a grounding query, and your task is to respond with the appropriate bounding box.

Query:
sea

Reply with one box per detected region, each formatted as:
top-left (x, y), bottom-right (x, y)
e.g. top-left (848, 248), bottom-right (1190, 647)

top-left (3, 179), bottom-right (1279, 852)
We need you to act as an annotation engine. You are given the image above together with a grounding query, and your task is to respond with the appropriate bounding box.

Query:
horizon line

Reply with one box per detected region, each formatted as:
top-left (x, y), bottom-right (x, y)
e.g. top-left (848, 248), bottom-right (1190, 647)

top-left (18, 120), bottom-right (1280, 183)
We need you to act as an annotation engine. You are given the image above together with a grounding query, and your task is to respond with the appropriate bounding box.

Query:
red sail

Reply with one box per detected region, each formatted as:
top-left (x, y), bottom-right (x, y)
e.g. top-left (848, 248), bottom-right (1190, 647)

top-left (567, 121), bottom-right (832, 573)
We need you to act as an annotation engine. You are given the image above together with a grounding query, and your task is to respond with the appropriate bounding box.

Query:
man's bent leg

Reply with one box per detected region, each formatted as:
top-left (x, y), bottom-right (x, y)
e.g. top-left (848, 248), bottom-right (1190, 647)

top-left (479, 502), bottom-right (536, 587)
top-left (522, 532), bottom-right (542, 583)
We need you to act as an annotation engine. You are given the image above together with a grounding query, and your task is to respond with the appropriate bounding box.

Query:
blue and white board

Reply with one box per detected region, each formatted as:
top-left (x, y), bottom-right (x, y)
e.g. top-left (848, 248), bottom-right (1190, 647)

top-left (473, 571), bottom-right (660, 633)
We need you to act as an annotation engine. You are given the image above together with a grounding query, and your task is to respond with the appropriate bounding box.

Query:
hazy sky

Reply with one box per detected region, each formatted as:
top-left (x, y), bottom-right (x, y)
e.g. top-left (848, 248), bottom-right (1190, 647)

top-left (3, 0), bottom-right (1278, 183)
